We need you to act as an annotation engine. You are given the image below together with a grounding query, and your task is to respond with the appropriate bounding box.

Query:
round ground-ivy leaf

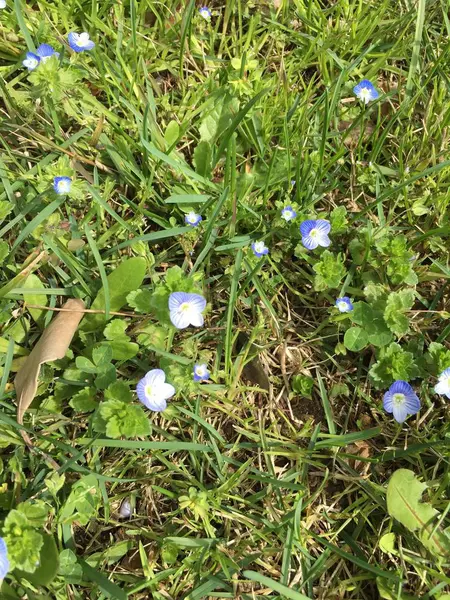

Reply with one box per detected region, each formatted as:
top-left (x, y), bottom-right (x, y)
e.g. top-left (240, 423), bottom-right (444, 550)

top-left (344, 327), bottom-right (369, 352)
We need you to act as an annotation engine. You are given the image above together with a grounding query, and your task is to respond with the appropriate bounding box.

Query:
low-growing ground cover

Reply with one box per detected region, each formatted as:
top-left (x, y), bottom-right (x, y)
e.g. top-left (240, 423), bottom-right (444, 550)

top-left (0, 0), bottom-right (450, 598)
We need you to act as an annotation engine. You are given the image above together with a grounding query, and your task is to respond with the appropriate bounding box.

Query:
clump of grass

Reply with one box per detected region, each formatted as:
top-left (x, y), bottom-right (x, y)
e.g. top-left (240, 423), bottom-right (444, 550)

top-left (0, 0), bottom-right (450, 598)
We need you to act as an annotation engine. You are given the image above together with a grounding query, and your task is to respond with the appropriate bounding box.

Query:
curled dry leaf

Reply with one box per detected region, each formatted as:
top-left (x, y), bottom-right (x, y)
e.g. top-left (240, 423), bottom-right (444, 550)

top-left (14, 298), bottom-right (85, 432)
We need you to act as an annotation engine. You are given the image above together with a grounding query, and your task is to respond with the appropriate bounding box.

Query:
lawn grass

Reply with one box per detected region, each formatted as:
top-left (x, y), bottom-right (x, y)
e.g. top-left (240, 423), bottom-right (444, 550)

top-left (1, 0), bottom-right (450, 598)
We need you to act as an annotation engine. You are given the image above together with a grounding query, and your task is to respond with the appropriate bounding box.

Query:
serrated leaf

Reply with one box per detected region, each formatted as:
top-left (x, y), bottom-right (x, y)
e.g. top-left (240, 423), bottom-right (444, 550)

top-left (105, 381), bottom-right (133, 404)
top-left (16, 534), bottom-right (59, 586)
top-left (108, 339), bottom-right (139, 360)
top-left (75, 356), bottom-right (97, 373)
top-left (81, 257), bottom-right (147, 332)
top-left (92, 344), bottom-right (113, 367)
top-left (387, 469), bottom-right (450, 558)
top-left (384, 289), bottom-right (415, 336)
top-left (344, 327), bottom-right (368, 351)
top-left (70, 388), bottom-right (97, 412)
top-left (58, 549), bottom-right (83, 584)
top-left (94, 365), bottom-right (116, 390)
top-left (104, 319), bottom-right (128, 340)
top-left (17, 500), bottom-right (50, 527)
top-left (127, 289), bottom-right (152, 313)
top-left (100, 399), bottom-right (150, 438)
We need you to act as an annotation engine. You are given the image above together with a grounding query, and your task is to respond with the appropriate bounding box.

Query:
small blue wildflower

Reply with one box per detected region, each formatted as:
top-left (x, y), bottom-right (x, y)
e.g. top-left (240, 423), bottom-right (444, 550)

top-left (0, 537), bottom-right (10, 580)
top-left (193, 363), bottom-right (210, 382)
top-left (383, 380), bottom-right (420, 424)
top-left (281, 205), bottom-right (297, 222)
top-left (53, 176), bottom-right (72, 195)
top-left (169, 292), bottom-right (206, 329)
top-left (68, 32), bottom-right (95, 52)
top-left (335, 297), bottom-right (353, 313)
top-left (353, 80), bottom-right (379, 104)
top-left (251, 240), bottom-right (269, 257)
top-left (23, 51), bottom-right (40, 71)
top-left (35, 43), bottom-right (60, 63)
top-left (434, 367), bottom-right (450, 400)
top-left (199, 6), bottom-right (211, 19)
top-left (185, 211), bottom-right (202, 227)
top-left (0, 1), bottom-right (7, 9)
top-left (136, 369), bottom-right (175, 412)
top-left (300, 219), bottom-right (331, 250)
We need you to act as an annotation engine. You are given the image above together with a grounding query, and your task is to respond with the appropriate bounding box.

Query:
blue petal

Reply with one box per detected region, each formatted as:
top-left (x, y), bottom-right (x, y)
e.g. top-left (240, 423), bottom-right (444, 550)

top-left (389, 380), bottom-right (413, 395)
top-left (302, 235), bottom-right (319, 250)
top-left (0, 537), bottom-right (10, 580)
top-left (383, 391), bottom-right (394, 412)
top-left (315, 219), bottom-right (331, 234)
top-left (186, 293), bottom-right (206, 312)
top-left (393, 403), bottom-right (408, 423)
top-left (36, 43), bottom-right (56, 58)
top-left (316, 233), bottom-right (331, 247)
top-left (300, 220), bottom-right (316, 236)
top-left (168, 291), bottom-right (190, 311)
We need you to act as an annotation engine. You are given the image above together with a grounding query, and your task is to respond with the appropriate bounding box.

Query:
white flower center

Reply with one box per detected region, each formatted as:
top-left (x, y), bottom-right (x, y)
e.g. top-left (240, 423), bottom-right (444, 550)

top-left (338, 301), bottom-right (348, 311)
top-left (58, 180), bottom-right (70, 192)
top-left (254, 242), bottom-right (264, 252)
top-left (359, 88), bottom-right (371, 102)
top-left (180, 302), bottom-right (191, 312)
top-left (78, 32), bottom-right (90, 45)
top-left (309, 228), bottom-right (318, 238)
top-left (145, 385), bottom-right (153, 397)
top-left (393, 393), bottom-right (405, 405)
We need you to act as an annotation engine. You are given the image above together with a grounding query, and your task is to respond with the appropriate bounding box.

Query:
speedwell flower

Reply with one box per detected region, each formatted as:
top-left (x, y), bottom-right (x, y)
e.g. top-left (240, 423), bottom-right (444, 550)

top-left (185, 212), bottom-right (202, 227)
top-left (0, 1), bottom-right (7, 9)
top-left (169, 292), bottom-right (206, 329)
top-left (353, 80), bottom-right (379, 104)
top-left (199, 6), bottom-right (211, 19)
top-left (193, 363), bottom-right (210, 382)
top-left (0, 537), bottom-right (10, 580)
top-left (23, 51), bottom-right (40, 71)
top-left (36, 43), bottom-right (60, 63)
top-left (281, 205), bottom-right (297, 221)
top-left (68, 32), bottom-right (95, 52)
top-left (383, 380), bottom-right (420, 423)
top-left (335, 297), bottom-right (353, 313)
top-left (53, 176), bottom-right (72, 195)
top-left (434, 367), bottom-right (450, 399)
top-left (251, 240), bottom-right (269, 257)
top-left (300, 219), bottom-right (331, 250)
top-left (136, 369), bottom-right (175, 412)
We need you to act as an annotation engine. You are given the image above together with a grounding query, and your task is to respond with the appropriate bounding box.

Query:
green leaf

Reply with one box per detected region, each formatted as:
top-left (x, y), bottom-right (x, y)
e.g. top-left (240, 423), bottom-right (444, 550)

top-left (108, 339), bottom-right (139, 360)
top-left (379, 533), bottom-right (396, 554)
top-left (127, 289), bottom-right (152, 313)
top-left (384, 289), bottom-right (415, 336)
top-left (58, 549), bottom-right (83, 584)
top-left (330, 205), bottom-right (348, 233)
top-left (387, 469), bottom-right (450, 557)
top-left (105, 381), bottom-right (133, 404)
top-left (137, 324), bottom-right (168, 349)
top-left (4, 525), bottom-right (43, 572)
top-left (59, 475), bottom-right (101, 526)
top-left (369, 343), bottom-right (419, 388)
top-left (425, 342), bottom-right (450, 376)
top-left (70, 388), bottom-right (97, 412)
top-left (313, 251), bottom-right (346, 291)
top-left (351, 302), bottom-right (392, 347)
top-left (99, 399), bottom-right (151, 438)
top-left (193, 141), bottom-right (212, 178)
top-left (291, 374), bottom-right (314, 397)
top-left (0, 581), bottom-right (20, 599)
top-left (17, 500), bottom-right (50, 527)
top-left (164, 120), bottom-right (179, 147)
top-left (22, 274), bottom-right (48, 325)
top-left (94, 365), bottom-right (116, 390)
top-left (16, 534), bottom-right (59, 586)
top-left (344, 327), bottom-right (369, 351)
top-left (75, 356), bottom-right (97, 373)
top-left (81, 257), bottom-right (147, 332)
top-left (92, 344), bottom-right (113, 367)
top-left (104, 319), bottom-right (128, 339)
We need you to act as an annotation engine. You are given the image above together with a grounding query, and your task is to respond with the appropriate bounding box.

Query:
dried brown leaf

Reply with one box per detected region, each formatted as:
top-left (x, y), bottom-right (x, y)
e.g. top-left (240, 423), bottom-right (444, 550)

top-left (14, 298), bottom-right (85, 427)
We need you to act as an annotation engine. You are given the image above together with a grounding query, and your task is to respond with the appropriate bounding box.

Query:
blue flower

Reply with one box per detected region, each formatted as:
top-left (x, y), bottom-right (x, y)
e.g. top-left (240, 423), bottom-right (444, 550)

top-left (0, 537), bottom-right (10, 580)
top-left (185, 211), bottom-right (202, 227)
top-left (434, 367), bottom-right (450, 399)
top-left (68, 32), bottom-right (95, 52)
top-left (300, 219), bottom-right (331, 250)
top-left (281, 205), bottom-right (297, 222)
top-left (22, 51), bottom-right (40, 71)
top-left (251, 240), bottom-right (269, 257)
top-left (193, 363), bottom-right (210, 382)
top-left (383, 380), bottom-right (420, 423)
top-left (35, 43), bottom-right (60, 63)
top-left (53, 176), bottom-right (72, 195)
top-left (199, 6), bottom-right (211, 19)
top-left (0, 1), bottom-right (7, 10)
top-left (335, 297), bottom-right (353, 313)
top-left (169, 292), bottom-right (206, 329)
top-left (137, 369), bottom-right (175, 412)
top-left (353, 80), bottom-right (379, 104)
